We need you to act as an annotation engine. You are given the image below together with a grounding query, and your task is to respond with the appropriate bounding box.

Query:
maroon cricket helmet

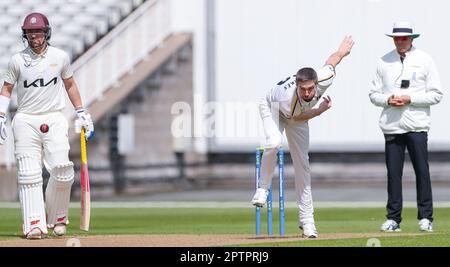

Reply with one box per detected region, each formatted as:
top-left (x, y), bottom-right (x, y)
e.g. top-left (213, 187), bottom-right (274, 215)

top-left (21, 12), bottom-right (52, 41)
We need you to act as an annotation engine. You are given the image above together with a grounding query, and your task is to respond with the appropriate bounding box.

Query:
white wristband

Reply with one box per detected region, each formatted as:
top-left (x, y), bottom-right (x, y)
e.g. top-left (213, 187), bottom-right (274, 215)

top-left (0, 95), bottom-right (11, 114)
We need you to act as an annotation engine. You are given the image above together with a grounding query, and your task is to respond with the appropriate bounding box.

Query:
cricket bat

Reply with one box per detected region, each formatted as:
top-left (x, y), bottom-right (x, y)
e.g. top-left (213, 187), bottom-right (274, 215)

top-left (80, 128), bottom-right (91, 231)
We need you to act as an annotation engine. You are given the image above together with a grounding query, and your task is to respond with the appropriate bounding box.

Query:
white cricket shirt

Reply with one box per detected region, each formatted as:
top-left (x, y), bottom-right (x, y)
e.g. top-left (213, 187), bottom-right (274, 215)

top-left (3, 46), bottom-right (73, 114)
top-left (259, 65), bottom-right (335, 120)
top-left (369, 47), bottom-right (443, 134)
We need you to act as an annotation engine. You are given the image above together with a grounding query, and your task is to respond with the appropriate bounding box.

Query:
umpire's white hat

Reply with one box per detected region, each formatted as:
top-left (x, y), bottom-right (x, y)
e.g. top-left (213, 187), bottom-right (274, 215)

top-left (386, 21), bottom-right (420, 39)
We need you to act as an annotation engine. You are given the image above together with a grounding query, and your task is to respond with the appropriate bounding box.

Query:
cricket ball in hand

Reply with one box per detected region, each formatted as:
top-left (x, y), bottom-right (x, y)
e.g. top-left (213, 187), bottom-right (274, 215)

top-left (40, 124), bottom-right (49, 133)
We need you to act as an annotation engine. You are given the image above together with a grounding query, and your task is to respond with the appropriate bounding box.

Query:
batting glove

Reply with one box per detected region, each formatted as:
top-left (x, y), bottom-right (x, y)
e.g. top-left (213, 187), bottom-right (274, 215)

top-left (75, 108), bottom-right (94, 141)
top-left (0, 115), bottom-right (7, 145)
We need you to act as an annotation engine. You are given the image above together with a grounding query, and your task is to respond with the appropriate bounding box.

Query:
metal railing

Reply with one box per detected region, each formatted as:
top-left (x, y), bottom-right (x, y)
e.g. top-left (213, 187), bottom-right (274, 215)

top-left (63, 0), bottom-right (171, 119)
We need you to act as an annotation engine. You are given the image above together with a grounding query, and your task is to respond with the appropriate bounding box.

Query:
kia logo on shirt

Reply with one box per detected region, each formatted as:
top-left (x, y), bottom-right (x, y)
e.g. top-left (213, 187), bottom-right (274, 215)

top-left (24, 77), bottom-right (58, 88)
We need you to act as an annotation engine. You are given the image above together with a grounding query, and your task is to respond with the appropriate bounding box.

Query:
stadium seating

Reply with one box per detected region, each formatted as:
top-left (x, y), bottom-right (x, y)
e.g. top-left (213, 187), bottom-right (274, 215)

top-left (0, 0), bottom-right (146, 71)
top-left (0, 0), bottom-right (192, 196)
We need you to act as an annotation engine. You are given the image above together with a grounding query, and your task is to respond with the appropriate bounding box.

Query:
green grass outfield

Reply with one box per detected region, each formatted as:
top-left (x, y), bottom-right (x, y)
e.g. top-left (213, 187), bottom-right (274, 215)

top-left (1, 207), bottom-right (449, 246)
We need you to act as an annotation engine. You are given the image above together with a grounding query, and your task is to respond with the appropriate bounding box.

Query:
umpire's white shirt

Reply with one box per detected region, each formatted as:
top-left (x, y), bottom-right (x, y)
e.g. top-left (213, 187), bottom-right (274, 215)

top-left (259, 65), bottom-right (335, 120)
top-left (369, 47), bottom-right (443, 134)
top-left (3, 46), bottom-right (73, 114)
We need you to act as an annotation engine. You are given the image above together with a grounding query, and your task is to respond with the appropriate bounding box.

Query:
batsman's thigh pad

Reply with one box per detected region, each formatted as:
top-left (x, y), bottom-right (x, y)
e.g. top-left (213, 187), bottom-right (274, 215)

top-left (45, 162), bottom-right (74, 226)
top-left (42, 112), bottom-right (70, 154)
top-left (12, 113), bottom-right (42, 154)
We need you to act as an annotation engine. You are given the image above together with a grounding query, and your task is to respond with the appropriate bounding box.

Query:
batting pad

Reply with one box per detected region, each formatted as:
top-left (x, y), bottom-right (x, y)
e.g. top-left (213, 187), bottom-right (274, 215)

top-left (16, 154), bottom-right (43, 185)
top-left (19, 183), bottom-right (48, 236)
top-left (45, 162), bottom-right (74, 227)
top-left (16, 154), bottom-right (47, 236)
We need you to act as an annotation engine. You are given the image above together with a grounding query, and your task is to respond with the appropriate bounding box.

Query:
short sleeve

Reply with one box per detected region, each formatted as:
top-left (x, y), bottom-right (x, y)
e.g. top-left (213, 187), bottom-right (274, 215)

top-left (3, 56), bottom-right (20, 85)
top-left (317, 64), bottom-right (335, 88)
top-left (61, 52), bottom-right (73, 79)
top-left (316, 64), bottom-right (336, 97)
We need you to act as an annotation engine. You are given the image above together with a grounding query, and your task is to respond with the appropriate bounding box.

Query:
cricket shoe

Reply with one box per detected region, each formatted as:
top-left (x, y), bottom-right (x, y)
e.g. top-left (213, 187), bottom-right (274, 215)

top-left (53, 224), bottom-right (67, 237)
top-left (380, 219), bottom-right (401, 232)
top-left (251, 188), bottom-right (269, 207)
top-left (418, 219), bottom-right (433, 232)
top-left (26, 228), bottom-right (46, 240)
top-left (300, 223), bottom-right (318, 238)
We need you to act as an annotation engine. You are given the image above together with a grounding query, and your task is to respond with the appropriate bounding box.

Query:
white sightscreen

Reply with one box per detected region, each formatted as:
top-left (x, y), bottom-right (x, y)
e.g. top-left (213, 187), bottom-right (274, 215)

top-left (212, 0), bottom-right (450, 152)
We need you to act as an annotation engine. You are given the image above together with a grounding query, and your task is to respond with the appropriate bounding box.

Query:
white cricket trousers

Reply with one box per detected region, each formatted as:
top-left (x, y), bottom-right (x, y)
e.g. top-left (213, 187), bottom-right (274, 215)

top-left (259, 113), bottom-right (314, 226)
top-left (12, 111), bottom-right (73, 236)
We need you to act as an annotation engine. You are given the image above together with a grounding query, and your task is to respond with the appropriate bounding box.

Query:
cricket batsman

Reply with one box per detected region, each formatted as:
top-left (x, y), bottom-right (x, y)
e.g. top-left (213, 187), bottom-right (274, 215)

top-left (0, 13), bottom-right (94, 239)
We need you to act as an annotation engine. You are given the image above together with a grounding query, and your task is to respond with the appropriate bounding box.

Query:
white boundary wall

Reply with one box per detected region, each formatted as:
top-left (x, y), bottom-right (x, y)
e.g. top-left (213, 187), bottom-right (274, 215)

top-left (172, 0), bottom-right (450, 153)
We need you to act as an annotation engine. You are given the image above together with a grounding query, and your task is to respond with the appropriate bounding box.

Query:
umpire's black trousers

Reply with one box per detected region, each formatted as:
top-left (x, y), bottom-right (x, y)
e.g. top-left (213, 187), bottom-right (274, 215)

top-left (384, 132), bottom-right (433, 224)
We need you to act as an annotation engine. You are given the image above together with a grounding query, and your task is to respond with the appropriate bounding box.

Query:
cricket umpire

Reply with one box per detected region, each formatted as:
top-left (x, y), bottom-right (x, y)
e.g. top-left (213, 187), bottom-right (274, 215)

top-left (370, 22), bottom-right (443, 232)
